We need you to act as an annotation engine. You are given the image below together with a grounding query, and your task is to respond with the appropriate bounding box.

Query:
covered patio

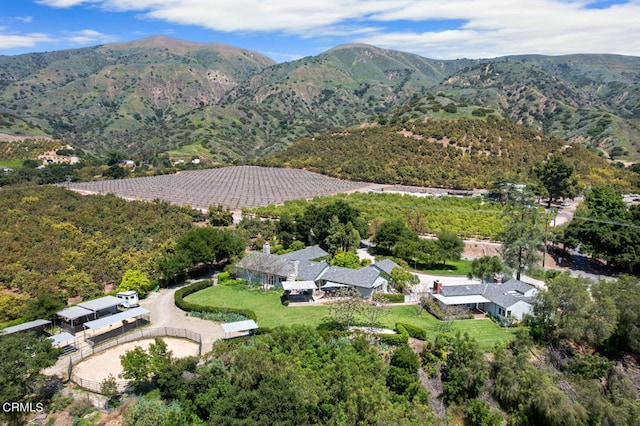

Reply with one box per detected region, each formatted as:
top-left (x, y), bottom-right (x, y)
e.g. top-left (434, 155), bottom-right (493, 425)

top-left (282, 280), bottom-right (317, 303)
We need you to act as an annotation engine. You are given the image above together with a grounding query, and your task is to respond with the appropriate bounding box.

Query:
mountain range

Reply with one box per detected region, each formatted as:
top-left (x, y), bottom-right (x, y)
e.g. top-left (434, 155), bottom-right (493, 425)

top-left (0, 35), bottom-right (638, 163)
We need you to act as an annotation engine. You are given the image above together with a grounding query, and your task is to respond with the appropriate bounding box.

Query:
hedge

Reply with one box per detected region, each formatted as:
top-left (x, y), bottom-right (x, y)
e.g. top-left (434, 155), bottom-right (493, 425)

top-left (376, 293), bottom-right (405, 304)
top-left (174, 279), bottom-right (258, 321)
top-left (376, 322), bottom-right (410, 346)
top-left (377, 333), bottom-right (409, 346)
top-left (396, 322), bottom-right (428, 341)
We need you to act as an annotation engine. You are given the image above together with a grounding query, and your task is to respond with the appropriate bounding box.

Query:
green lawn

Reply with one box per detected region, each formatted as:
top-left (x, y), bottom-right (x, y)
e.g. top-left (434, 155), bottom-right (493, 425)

top-left (415, 259), bottom-right (473, 276)
top-left (186, 284), bottom-right (516, 350)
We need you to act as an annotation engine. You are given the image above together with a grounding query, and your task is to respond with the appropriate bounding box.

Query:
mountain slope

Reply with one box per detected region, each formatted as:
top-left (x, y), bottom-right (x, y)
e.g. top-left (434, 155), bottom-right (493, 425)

top-left (260, 116), bottom-right (640, 191)
top-left (436, 55), bottom-right (640, 158)
top-left (0, 38), bottom-right (639, 163)
top-left (0, 36), bottom-right (276, 157)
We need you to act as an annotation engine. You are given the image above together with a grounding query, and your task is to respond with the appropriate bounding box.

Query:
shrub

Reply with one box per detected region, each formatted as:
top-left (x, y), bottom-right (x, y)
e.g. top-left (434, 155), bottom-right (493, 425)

top-left (219, 279), bottom-right (244, 286)
top-left (217, 272), bottom-right (230, 282)
top-left (378, 333), bottom-right (408, 346)
top-left (376, 293), bottom-right (405, 303)
top-left (396, 322), bottom-right (428, 340)
top-left (422, 298), bottom-right (445, 320)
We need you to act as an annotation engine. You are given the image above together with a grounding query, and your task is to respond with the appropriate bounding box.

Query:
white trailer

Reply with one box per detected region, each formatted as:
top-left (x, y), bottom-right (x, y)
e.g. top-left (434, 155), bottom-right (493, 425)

top-left (116, 291), bottom-right (139, 308)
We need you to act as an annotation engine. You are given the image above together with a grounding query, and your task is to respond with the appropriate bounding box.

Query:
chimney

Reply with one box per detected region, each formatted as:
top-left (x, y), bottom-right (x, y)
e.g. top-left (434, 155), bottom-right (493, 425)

top-left (494, 276), bottom-right (502, 284)
top-left (287, 261), bottom-right (299, 281)
top-left (263, 243), bottom-right (271, 254)
top-left (433, 280), bottom-right (442, 294)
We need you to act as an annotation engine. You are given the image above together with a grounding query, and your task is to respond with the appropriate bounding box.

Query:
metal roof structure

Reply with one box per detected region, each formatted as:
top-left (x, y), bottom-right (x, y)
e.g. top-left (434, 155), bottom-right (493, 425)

top-left (57, 305), bottom-right (94, 321)
top-left (83, 307), bottom-right (149, 330)
top-left (1, 319), bottom-right (51, 335)
top-left (220, 319), bottom-right (258, 334)
top-left (282, 281), bottom-right (317, 291)
top-left (49, 332), bottom-right (76, 347)
top-left (77, 296), bottom-right (121, 312)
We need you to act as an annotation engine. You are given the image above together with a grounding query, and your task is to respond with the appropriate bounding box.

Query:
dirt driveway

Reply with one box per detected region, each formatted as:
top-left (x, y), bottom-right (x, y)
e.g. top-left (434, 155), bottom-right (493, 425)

top-left (138, 282), bottom-right (226, 352)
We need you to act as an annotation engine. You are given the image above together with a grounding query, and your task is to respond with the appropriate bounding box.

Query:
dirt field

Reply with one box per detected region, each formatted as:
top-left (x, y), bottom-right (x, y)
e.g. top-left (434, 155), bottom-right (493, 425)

top-left (72, 337), bottom-right (199, 384)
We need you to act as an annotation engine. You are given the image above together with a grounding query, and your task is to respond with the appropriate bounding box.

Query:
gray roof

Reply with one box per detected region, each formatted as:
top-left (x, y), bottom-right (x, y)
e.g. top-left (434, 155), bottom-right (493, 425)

top-left (373, 258), bottom-right (402, 275)
top-left (83, 307), bottom-right (149, 330)
top-left (440, 283), bottom-right (487, 297)
top-left (438, 279), bottom-right (537, 309)
top-left (77, 296), bottom-right (121, 312)
top-left (319, 265), bottom-right (382, 289)
top-left (49, 332), bottom-right (76, 346)
top-left (221, 319), bottom-right (258, 334)
top-left (280, 245), bottom-right (329, 262)
top-left (295, 259), bottom-right (328, 281)
top-left (58, 305), bottom-right (94, 320)
top-left (236, 252), bottom-right (290, 277)
top-left (1, 319), bottom-right (51, 335)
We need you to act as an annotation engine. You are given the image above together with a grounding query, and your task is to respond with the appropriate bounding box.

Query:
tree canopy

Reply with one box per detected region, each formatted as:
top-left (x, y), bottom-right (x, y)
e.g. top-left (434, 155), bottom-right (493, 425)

top-left (564, 186), bottom-right (640, 273)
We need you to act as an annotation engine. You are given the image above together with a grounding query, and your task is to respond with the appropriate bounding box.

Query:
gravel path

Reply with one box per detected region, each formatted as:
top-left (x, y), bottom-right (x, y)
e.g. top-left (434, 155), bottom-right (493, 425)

top-left (139, 282), bottom-right (226, 353)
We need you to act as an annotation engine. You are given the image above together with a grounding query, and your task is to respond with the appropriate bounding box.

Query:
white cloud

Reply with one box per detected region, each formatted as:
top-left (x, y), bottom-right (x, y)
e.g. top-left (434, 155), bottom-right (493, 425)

top-left (0, 33), bottom-right (54, 49)
top-left (62, 29), bottom-right (118, 45)
top-left (34, 0), bottom-right (640, 58)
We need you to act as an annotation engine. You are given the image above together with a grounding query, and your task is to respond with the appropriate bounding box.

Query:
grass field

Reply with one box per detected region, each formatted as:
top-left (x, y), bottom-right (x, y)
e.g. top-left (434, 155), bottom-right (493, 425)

top-left (185, 284), bottom-right (516, 350)
top-left (415, 259), bottom-right (473, 276)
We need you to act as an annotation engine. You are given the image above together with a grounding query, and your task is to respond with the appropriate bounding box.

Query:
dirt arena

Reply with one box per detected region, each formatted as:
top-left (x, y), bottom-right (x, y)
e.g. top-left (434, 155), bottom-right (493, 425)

top-left (72, 337), bottom-right (199, 384)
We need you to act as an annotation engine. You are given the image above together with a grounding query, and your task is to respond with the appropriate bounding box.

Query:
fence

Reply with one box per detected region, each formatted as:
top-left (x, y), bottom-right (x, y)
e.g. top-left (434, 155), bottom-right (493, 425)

top-left (69, 327), bottom-right (202, 394)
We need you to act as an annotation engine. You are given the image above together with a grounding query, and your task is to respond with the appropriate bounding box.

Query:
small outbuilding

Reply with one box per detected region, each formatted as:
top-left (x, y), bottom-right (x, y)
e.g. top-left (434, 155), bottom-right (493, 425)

top-left (0, 319), bottom-right (51, 336)
top-left (221, 319), bottom-right (258, 339)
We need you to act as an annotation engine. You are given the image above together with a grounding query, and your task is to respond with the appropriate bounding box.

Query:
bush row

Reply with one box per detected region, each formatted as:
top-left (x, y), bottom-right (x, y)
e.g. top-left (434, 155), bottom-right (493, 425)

top-left (378, 332), bottom-right (409, 346)
top-left (174, 279), bottom-right (258, 321)
top-left (377, 323), bottom-right (410, 346)
top-left (396, 322), bottom-right (428, 340)
top-left (376, 293), bottom-right (405, 303)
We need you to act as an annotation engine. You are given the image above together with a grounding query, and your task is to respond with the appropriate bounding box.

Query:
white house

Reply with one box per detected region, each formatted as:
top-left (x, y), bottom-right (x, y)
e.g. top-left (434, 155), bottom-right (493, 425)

top-left (431, 278), bottom-right (537, 322)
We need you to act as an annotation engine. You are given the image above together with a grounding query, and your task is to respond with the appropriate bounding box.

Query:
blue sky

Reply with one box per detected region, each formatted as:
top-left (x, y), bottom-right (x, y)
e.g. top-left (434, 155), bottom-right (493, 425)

top-left (1, 0), bottom-right (638, 62)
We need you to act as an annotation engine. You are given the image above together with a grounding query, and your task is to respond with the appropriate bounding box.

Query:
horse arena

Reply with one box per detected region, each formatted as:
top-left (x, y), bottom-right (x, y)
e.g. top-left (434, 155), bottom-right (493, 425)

top-left (67, 166), bottom-right (373, 210)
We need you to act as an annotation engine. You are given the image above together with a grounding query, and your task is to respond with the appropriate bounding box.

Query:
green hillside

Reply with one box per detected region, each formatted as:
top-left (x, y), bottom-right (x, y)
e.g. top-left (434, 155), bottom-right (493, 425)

top-left (436, 55), bottom-right (640, 160)
top-left (261, 116), bottom-right (640, 191)
top-left (1, 38), bottom-right (639, 164)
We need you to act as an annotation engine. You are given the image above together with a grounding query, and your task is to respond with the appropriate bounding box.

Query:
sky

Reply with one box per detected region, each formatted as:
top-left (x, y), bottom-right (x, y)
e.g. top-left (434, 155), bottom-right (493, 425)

top-left (1, 0), bottom-right (639, 62)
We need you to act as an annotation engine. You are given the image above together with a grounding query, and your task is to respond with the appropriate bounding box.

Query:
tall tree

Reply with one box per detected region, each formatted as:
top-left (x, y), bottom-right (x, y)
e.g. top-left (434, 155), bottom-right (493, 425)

top-left (564, 186), bottom-right (640, 272)
top-left (500, 188), bottom-right (545, 280)
top-left (468, 256), bottom-right (504, 283)
top-left (531, 273), bottom-right (617, 346)
top-left (534, 154), bottom-right (579, 208)
top-left (0, 333), bottom-right (61, 423)
top-left (436, 229), bottom-right (464, 265)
